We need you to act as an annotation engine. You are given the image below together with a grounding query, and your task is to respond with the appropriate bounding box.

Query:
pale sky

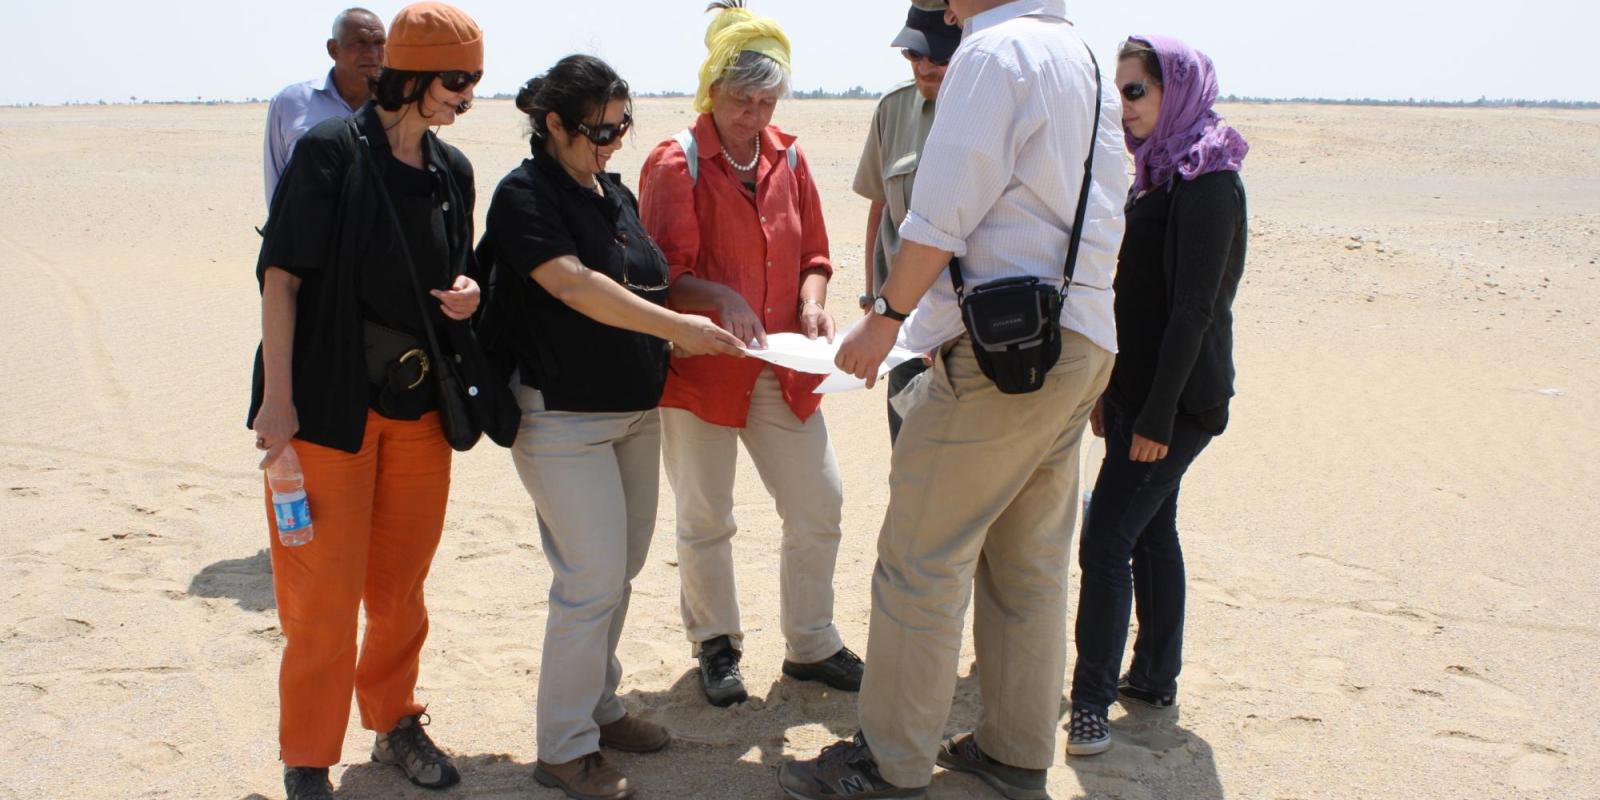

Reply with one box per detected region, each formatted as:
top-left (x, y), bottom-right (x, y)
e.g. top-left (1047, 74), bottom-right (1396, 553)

top-left (4, 1), bottom-right (1596, 106)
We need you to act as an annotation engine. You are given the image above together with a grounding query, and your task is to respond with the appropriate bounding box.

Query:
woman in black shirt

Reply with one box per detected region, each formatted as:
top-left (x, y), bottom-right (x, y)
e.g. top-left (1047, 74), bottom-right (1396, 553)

top-left (1067, 35), bottom-right (1250, 757)
top-left (247, 5), bottom-right (487, 798)
top-left (476, 55), bottom-right (742, 800)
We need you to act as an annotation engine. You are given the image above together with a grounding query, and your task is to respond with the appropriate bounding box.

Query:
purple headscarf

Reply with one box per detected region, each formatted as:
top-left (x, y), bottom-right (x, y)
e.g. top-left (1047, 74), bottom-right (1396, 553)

top-left (1126, 34), bottom-right (1250, 196)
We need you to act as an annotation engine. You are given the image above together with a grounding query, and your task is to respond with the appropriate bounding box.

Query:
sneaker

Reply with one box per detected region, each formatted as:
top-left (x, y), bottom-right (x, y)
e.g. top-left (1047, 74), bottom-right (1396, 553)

top-left (782, 646), bottom-right (865, 692)
top-left (1065, 709), bottom-right (1111, 756)
top-left (534, 751), bottom-right (634, 800)
top-left (1117, 674), bottom-right (1177, 709)
top-left (698, 635), bottom-right (749, 707)
top-left (284, 767), bottom-right (334, 800)
top-left (778, 732), bottom-right (926, 799)
top-left (372, 713), bottom-right (461, 789)
top-left (598, 713), bottom-right (671, 754)
top-left (935, 733), bottom-right (1047, 800)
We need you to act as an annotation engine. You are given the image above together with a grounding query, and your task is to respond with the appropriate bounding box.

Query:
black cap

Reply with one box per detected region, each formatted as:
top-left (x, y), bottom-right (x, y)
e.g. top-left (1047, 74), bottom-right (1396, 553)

top-left (891, 6), bottom-right (961, 64)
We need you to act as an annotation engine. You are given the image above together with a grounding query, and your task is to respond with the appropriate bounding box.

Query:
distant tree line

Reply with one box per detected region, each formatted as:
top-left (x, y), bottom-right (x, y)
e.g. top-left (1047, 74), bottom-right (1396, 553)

top-left (1220, 94), bottom-right (1600, 110)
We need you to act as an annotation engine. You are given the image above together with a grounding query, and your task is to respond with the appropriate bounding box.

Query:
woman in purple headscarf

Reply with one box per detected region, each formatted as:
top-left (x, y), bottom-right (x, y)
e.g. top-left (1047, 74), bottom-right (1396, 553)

top-left (1065, 34), bottom-right (1250, 757)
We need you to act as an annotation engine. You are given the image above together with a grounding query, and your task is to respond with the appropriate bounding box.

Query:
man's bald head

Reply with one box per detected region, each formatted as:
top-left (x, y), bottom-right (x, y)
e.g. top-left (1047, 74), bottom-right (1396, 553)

top-left (327, 7), bottom-right (386, 88)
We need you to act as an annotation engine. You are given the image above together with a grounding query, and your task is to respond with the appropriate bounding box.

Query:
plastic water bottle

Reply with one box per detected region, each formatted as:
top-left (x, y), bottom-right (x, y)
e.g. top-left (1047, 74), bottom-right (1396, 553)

top-left (267, 445), bottom-right (314, 547)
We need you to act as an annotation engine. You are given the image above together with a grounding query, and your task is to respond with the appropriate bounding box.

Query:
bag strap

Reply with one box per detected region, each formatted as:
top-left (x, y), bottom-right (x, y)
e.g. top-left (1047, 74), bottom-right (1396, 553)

top-left (947, 41), bottom-right (1103, 300)
top-left (345, 119), bottom-right (454, 383)
top-left (673, 126), bottom-right (798, 187)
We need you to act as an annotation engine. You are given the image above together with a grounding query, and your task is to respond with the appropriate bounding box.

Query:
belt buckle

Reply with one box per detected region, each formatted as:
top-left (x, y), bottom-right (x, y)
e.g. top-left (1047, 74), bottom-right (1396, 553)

top-left (399, 348), bottom-right (431, 389)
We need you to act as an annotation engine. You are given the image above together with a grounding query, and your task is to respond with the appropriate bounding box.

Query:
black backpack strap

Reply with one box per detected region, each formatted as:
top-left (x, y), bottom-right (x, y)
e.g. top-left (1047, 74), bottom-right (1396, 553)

top-left (947, 40), bottom-right (1103, 300)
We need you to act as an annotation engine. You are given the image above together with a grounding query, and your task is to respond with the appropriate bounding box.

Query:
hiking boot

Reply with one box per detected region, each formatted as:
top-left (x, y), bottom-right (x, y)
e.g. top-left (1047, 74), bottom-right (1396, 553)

top-left (534, 751), bottom-right (634, 800)
top-left (599, 713), bottom-right (671, 754)
top-left (1117, 674), bottom-right (1177, 709)
top-left (935, 733), bottom-right (1048, 800)
top-left (283, 766), bottom-right (334, 800)
top-left (698, 635), bottom-right (749, 707)
top-left (372, 713), bottom-right (461, 789)
top-left (778, 732), bottom-right (926, 799)
top-left (782, 646), bottom-right (865, 692)
top-left (1065, 709), bottom-right (1111, 756)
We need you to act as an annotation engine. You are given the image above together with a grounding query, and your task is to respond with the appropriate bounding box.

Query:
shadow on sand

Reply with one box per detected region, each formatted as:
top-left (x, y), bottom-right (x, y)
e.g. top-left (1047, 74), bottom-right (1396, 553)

top-left (190, 547), bottom-right (276, 612)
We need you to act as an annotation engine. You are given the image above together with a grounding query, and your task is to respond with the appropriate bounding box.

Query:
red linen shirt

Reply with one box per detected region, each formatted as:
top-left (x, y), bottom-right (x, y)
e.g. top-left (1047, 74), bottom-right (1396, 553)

top-left (639, 114), bottom-right (833, 428)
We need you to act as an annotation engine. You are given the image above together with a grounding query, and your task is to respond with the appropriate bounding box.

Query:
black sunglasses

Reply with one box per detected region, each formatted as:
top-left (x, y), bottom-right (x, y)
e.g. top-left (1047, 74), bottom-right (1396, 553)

top-left (438, 70), bottom-right (482, 93)
top-left (902, 49), bottom-right (950, 68)
top-left (575, 113), bottom-right (633, 146)
top-left (1120, 81), bottom-right (1154, 103)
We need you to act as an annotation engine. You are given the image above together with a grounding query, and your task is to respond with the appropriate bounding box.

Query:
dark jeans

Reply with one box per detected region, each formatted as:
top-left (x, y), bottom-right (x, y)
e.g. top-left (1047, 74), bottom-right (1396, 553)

top-left (1070, 400), bottom-right (1212, 717)
top-left (885, 358), bottom-right (929, 445)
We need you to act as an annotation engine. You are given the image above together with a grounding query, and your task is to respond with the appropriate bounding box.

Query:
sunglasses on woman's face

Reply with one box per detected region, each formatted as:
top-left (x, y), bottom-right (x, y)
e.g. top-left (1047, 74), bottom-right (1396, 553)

top-left (902, 49), bottom-right (950, 68)
top-left (576, 113), bottom-right (633, 146)
top-left (1120, 81), bottom-right (1153, 103)
top-left (438, 70), bottom-right (482, 93)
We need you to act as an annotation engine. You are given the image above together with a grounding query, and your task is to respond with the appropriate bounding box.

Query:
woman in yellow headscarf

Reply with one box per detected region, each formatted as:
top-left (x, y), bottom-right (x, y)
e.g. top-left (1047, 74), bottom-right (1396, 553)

top-left (639, 0), bottom-right (862, 710)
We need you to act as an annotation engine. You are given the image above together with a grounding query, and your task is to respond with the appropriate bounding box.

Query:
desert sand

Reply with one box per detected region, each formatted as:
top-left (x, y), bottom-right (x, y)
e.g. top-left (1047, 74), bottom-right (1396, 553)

top-left (1, 97), bottom-right (1596, 799)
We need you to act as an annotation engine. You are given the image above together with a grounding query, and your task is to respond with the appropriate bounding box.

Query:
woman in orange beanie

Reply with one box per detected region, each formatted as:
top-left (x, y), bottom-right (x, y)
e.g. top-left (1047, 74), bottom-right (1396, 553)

top-left (248, 3), bottom-right (487, 798)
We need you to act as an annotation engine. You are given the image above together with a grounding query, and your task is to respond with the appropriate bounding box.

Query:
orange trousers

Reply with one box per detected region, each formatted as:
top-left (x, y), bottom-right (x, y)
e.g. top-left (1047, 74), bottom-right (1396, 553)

top-left (263, 410), bottom-right (452, 767)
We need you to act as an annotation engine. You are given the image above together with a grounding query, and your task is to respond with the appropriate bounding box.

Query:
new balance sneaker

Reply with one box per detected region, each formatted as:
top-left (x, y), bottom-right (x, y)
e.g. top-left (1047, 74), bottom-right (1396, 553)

top-left (782, 646), bottom-right (866, 692)
top-left (935, 733), bottom-right (1048, 800)
top-left (534, 752), bottom-right (634, 800)
top-left (698, 635), bottom-right (749, 707)
top-left (778, 732), bottom-right (926, 799)
top-left (1117, 674), bottom-right (1177, 709)
top-left (283, 766), bottom-right (334, 800)
top-left (372, 713), bottom-right (461, 789)
top-left (1065, 709), bottom-right (1111, 756)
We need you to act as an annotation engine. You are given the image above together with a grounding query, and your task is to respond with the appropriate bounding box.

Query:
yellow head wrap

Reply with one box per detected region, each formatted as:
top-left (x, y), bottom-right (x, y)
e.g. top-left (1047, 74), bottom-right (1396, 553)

top-left (695, 2), bottom-right (792, 114)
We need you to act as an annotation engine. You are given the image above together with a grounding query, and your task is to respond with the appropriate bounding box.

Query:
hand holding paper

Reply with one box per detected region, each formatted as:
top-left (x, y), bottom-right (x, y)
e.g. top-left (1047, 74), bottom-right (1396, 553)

top-left (741, 323), bottom-right (919, 393)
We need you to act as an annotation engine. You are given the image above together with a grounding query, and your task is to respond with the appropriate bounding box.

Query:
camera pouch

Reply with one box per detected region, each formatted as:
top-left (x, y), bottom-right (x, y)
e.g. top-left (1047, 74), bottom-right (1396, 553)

top-left (958, 276), bottom-right (1063, 394)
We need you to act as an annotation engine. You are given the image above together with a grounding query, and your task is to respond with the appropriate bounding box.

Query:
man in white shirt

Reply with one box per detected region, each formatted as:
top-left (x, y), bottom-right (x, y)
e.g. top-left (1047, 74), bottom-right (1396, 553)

top-left (780, 1), bottom-right (1128, 797)
top-left (262, 8), bottom-right (385, 204)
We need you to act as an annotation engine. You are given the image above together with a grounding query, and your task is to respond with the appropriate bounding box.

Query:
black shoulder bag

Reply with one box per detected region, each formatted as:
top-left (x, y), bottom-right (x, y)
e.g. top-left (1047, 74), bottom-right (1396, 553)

top-left (948, 45), bottom-right (1103, 395)
top-left (348, 122), bottom-right (487, 451)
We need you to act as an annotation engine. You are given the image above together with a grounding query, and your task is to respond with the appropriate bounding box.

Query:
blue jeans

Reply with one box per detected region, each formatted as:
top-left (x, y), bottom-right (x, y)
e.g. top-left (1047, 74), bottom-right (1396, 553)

top-left (1070, 400), bottom-right (1212, 717)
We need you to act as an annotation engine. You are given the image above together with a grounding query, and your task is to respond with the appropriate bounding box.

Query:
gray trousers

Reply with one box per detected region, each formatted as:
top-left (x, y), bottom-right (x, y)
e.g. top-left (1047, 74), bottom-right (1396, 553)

top-left (510, 382), bottom-right (660, 764)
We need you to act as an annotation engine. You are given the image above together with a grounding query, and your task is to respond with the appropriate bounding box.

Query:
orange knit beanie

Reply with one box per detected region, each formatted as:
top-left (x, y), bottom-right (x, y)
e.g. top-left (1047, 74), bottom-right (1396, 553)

top-left (384, 2), bottom-right (484, 72)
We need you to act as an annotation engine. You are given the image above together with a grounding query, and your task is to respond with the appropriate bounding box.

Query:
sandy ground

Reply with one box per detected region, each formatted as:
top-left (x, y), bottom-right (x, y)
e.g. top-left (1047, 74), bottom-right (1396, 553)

top-left (1, 97), bottom-right (1597, 800)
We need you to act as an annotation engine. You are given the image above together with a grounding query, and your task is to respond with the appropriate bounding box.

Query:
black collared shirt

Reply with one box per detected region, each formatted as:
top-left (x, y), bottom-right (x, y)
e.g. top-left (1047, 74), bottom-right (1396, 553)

top-left (478, 149), bottom-right (671, 412)
top-left (247, 103), bottom-right (477, 452)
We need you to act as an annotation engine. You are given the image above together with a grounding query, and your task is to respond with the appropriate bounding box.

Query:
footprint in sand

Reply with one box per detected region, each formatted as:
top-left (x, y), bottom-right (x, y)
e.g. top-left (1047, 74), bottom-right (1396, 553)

top-left (1296, 552), bottom-right (1396, 584)
top-left (1432, 731), bottom-right (1566, 793)
top-left (1443, 665), bottom-right (1530, 718)
top-left (1190, 576), bottom-right (1255, 609)
top-left (6, 616), bottom-right (94, 642)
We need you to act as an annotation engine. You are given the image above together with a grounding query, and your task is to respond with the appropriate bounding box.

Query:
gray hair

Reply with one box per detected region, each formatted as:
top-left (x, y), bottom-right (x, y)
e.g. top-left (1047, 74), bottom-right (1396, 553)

top-left (331, 7), bottom-right (380, 41)
top-left (714, 50), bottom-right (790, 98)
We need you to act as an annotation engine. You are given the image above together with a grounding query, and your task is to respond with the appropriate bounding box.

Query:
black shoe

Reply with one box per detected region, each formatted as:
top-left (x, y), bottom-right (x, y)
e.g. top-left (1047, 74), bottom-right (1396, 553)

top-left (372, 713), bottom-right (461, 789)
top-left (778, 732), bottom-right (926, 799)
top-left (1065, 709), bottom-right (1111, 756)
top-left (782, 646), bottom-right (865, 692)
top-left (935, 733), bottom-right (1047, 800)
top-left (698, 635), bottom-right (748, 707)
top-left (284, 766), bottom-right (334, 800)
top-left (1117, 674), bottom-right (1177, 709)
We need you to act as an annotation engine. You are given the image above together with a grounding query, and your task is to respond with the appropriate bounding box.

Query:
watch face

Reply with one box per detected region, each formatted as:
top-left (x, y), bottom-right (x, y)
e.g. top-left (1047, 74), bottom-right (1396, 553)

top-left (874, 297), bottom-right (888, 315)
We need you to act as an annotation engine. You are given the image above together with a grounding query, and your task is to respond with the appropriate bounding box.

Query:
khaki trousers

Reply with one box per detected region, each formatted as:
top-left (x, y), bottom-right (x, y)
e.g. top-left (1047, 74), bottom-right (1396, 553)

top-left (661, 368), bottom-right (846, 663)
top-left (510, 383), bottom-right (660, 764)
top-left (859, 332), bottom-right (1113, 788)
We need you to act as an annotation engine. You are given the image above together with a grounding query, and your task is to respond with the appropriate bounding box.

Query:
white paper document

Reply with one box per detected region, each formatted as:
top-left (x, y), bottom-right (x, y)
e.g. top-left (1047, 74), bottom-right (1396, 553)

top-left (741, 330), bottom-right (921, 393)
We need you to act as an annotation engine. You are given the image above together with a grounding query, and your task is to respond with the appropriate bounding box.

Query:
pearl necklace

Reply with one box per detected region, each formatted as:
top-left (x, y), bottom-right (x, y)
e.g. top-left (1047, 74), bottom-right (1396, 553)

top-left (720, 136), bottom-right (760, 172)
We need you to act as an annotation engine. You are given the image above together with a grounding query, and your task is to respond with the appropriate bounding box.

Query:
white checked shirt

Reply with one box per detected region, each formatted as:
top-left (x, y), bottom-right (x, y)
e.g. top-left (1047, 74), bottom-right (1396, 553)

top-left (897, 0), bottom-right (1129, 355)
top-left (262, 69), bottom-right (360, 204)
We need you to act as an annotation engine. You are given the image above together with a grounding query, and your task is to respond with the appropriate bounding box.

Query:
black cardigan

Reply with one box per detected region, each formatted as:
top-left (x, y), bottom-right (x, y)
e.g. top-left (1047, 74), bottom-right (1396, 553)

top-left (1105, 170), bottom-right (1247, 445)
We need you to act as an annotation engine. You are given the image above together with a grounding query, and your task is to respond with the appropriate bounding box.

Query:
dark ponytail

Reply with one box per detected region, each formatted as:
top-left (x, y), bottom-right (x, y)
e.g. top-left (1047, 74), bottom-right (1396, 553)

top-left (515, 55), bottom-right (631, 149)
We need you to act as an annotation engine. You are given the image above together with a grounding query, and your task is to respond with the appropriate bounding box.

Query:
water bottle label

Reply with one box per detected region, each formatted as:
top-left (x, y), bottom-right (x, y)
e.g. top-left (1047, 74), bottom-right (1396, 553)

top-left (273, 490), bottom-right (311, 533)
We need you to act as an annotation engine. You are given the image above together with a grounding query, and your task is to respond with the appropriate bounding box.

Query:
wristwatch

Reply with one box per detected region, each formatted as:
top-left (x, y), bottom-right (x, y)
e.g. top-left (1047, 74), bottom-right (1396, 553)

top-left (872, 294), bottom-right (909, 322)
